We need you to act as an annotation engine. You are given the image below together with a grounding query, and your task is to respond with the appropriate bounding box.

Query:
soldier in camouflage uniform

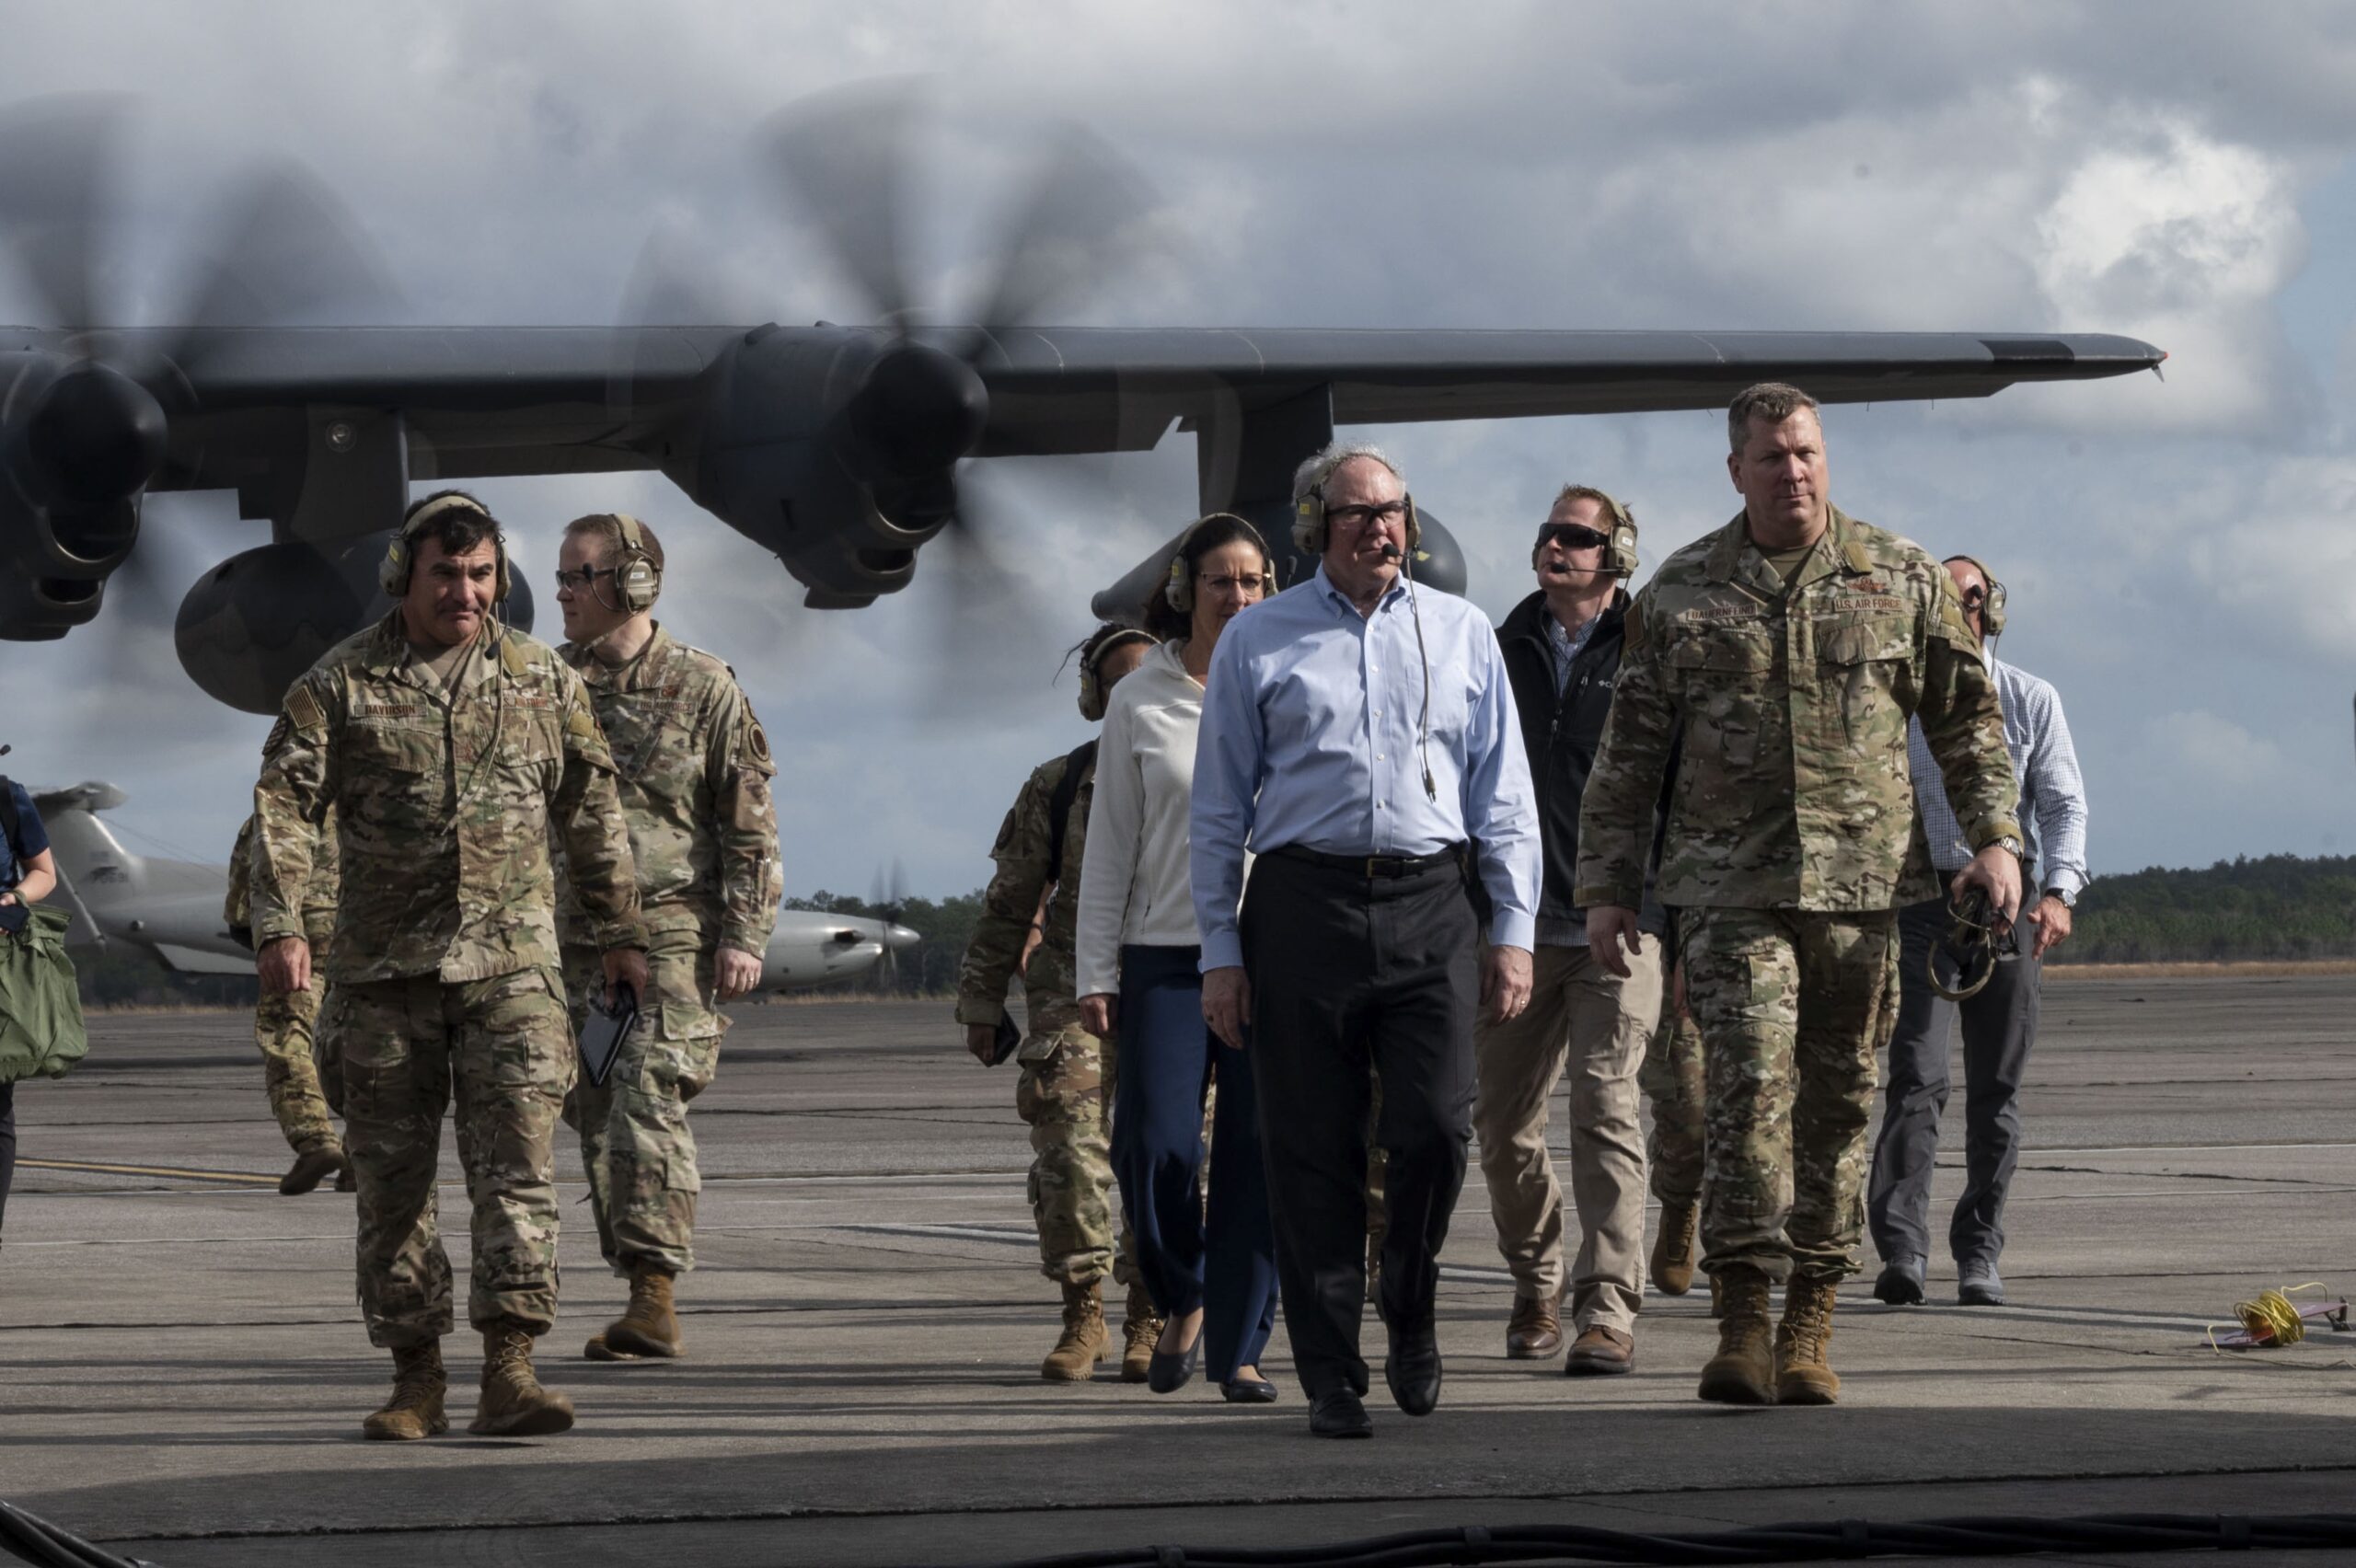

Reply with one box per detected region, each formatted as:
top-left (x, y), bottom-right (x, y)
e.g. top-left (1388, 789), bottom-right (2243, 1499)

top-left (251, 491), bottom-right (646, 1442)
top-left (549, 513), bottom-right (781, 1364)
top-left (956, 624), bottom-right (1160, 1383)
top-left (1576, 385), bottom-right (2021, 1407)
top-left (226, 813), bottom-right (351, 1194)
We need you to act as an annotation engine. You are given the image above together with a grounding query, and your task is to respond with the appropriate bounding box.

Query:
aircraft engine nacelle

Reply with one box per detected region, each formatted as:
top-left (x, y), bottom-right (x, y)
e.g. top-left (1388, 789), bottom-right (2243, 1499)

top-left (0, 349), bottom-right (171, 638)
top-left (673, 325), bottom-right (987, 606)
top-left (174, 531), bottom-right (537, 715)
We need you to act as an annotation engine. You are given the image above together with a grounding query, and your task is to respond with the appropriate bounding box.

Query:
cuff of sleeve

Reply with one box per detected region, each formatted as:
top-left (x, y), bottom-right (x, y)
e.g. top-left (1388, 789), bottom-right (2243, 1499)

top-left (1074, 963), bottom-right (1117, 1000)
top-left (1572, 884), bottom-right (1640, 912)
top-left (721, 926), bottom-right (772, 959)
top-left (2045, 870), bottom-right (2088, 899)
top-left (1970, 819), bottom-right (2026, 853)
top-left (954, 997), bottom-right (1008, 1027)
top-left (593, 917), bottom-right (648, 951)
top-left (252, 916), bottom-right (304, 945)
top-left (1489, 911), bottom-right (1536, 951)
top-left (1199, 929), bottom-right (1244, 973)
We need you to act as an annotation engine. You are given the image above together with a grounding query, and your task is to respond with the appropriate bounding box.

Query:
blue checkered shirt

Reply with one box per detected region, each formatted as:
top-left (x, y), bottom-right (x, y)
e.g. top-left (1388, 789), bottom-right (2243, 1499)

top-left (1907, 652), bottom-right (2088, 898)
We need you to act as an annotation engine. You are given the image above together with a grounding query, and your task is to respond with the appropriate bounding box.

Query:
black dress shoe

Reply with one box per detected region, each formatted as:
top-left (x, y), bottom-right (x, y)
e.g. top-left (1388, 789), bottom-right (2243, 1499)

top-left (1384, 1321), bottom-right (1442, 1416)
top-left (1147, 1332), bottom-right (1201, 1394)
top-left (1220, 1375), bottom-right (1279, 1404)
top-left (1307, 1389), bottom-right (1372, 1438)
top-left (1872, 1254), bottom-right (1926, 1306)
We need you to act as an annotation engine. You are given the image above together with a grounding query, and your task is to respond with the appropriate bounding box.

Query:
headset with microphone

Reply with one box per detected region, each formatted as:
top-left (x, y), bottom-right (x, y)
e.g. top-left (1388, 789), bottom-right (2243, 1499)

top-left (1077, 628), bottom-right (1157, 721)
top-left (380, 491), bottom-right (513, 603)
top-left (1296, 447), bottom-right (1439, 802)
top-left (1946, 554), bottom-right (2008, 639)
top-left (1533, 488), bottom-right (1640, 580)
top-left (597, 513), bottom-right (664, 615)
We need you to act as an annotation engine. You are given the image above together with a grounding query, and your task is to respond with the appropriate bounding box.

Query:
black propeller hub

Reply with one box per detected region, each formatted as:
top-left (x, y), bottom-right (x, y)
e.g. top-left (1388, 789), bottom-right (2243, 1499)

top-left (19, 361), bottom-right (167, 514)
top-left (838, 340), bottom-right (987, 485)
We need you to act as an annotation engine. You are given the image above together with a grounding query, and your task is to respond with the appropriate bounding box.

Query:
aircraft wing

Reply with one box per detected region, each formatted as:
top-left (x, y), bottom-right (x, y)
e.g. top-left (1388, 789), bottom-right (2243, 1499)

top-left (39, 324), bottom-right (2165, 485)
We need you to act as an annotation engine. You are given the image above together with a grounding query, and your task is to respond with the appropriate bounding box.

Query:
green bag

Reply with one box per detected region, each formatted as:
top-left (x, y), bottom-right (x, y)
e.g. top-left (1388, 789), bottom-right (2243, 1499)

top-left (0, 904), bottom-right (88, 1084)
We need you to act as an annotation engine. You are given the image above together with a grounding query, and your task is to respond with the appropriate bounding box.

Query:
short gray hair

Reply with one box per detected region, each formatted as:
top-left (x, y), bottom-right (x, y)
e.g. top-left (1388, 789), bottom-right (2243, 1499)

top-left (1291, 441), bottom-right (1403, 509)
top-left (1727, 382), bottom-right (1820, 455)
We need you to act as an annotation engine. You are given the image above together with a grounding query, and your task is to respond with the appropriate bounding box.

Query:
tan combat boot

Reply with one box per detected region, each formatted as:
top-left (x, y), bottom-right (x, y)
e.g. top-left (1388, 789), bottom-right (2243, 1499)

top-left (470, 1320), bottom-right (576, 1436)
top-left (1650, 1201), bottom-right (1699, 1296)
top-left (1041, 1280), bottom-right (1108, 1382)
top-left (1120, 1280), bottom-right (1162, 1385)
top-left (280, 1142), bottom-right (345, 1196)
top-left (1774, 1274), bottom-right (1842, 1405)
top-left (592, 1262), bottom-right (682, 1360)
top-left (1696, 1265), bottom-right (1776, 1405)
top-left (361, 1341), bottom-right (448, 1440)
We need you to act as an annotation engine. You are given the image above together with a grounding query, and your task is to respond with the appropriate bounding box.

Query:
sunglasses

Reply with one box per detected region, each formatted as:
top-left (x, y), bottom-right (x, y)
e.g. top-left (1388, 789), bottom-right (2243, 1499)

top-left (1536, 524), bottom-right (1611, 552)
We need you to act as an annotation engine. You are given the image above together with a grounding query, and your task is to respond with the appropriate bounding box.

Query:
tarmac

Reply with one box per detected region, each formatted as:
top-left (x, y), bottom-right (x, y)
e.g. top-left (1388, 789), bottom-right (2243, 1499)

top-left (2, 972), bottom-right (2352, 1568)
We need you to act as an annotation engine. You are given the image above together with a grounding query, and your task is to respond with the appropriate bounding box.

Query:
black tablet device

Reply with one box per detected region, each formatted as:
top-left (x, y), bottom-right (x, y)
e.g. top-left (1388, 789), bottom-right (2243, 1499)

top-left (578, 982), bottom-right (640, 1088)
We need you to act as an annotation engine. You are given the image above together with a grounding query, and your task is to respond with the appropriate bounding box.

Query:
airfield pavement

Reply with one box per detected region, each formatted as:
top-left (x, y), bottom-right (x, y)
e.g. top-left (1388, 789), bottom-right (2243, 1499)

top-left (3, 973), bottom-right (2353, 1568)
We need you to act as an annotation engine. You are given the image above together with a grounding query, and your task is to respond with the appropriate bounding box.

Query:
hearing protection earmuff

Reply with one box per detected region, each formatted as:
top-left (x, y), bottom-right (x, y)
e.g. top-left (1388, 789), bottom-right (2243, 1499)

top-left (1163, 513), bottom-right (1271, 614)
top-left (1948, 554), bottom-right (2008, 638)
top-left (1290, 451), bottom-right (1422, 556)
top-left (1077, 628), bottom-right (1157, 721)
top-left (380, 493), bottom-right (512, 602)
top-left (604, 513), bottom-right (663, 615)
top-left (1533, 490), bottom-right (1641, 577)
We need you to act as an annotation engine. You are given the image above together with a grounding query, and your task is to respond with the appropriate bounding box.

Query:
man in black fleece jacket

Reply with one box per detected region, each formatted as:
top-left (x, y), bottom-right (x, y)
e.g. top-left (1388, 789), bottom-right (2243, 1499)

top-left (1472, 487), bottom-right (1671, 1375)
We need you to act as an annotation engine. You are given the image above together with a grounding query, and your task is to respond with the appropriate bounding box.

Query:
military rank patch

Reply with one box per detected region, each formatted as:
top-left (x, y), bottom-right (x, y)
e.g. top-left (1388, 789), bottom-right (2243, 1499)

top-left (286, 684), bottom-right (326, 735)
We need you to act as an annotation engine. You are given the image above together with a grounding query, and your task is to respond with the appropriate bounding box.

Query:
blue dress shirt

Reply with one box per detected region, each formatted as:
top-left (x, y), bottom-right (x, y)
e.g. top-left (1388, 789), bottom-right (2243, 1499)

top-left (1190, 564), bottom-right (1542, 972)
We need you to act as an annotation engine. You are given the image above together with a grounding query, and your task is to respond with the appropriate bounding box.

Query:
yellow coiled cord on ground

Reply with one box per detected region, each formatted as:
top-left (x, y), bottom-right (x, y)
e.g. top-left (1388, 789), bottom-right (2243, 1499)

top-left (2208, 1282), bottom-right (2329, 1350)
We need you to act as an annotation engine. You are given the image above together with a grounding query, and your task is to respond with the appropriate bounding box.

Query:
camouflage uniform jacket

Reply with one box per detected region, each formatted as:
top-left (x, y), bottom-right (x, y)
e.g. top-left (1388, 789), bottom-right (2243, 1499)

top-left (226, 809), bottom-right (340, 946)
top-left (956, 748), bottom-right (1093, 1037)
top-left (555, 624), bottom-right (781, 954)
top-left (249, 612), bottom-right (644, 984)
top-left (1575, 506), bottom-right (2020, 914)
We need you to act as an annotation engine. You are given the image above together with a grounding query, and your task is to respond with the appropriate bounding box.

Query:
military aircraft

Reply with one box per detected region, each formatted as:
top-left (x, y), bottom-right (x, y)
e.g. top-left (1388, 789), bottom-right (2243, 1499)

top-left (0, 86), bottom-right (2165, 719)
top-left (30, 780), bottom-right (919, 993)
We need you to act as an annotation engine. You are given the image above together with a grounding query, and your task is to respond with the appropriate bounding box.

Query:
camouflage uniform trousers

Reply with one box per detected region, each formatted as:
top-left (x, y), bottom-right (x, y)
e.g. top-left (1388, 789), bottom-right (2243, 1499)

top-left (1680, 906), bottom-right (1900, 1286)
top-left (1638, 991), bottom-right (1706, 1207)
top-left (1016, 1017), bottom-right (1138, 1289)
top-left (562, 935), bottom-right (723, 1277)
top-left (332, 966), bottom-right (573, 1347)
top-left (255, 960), bottom-right (343, 1155)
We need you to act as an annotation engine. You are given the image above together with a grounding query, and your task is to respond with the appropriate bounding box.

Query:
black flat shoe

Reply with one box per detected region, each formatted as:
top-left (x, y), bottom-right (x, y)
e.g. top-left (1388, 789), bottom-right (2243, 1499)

top-left (1147, 1332), bottom-right (1200, 1394)
top-left (1220, 1376), bottom-right (1279, 1404)
top-left (1307, 1389), bottom-right (1372, 1438)
top-left (1384, 1320), bottom-right (1442, 1417)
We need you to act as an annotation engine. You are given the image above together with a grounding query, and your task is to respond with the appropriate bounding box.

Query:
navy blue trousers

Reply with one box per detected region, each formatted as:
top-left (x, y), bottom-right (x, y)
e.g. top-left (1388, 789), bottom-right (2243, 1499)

top-left (1110, 943), bottom-right (1278, 1383)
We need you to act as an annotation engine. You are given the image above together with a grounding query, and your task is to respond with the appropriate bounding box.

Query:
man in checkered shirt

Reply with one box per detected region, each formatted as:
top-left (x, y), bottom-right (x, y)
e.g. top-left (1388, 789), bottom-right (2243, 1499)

top-left (1867, 554), bottom-right (2087, 1310)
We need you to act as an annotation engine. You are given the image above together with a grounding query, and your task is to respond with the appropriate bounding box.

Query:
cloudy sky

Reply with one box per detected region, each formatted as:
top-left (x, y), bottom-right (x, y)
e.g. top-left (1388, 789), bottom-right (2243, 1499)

top-left (6, 2), bottom-right (2353, 898)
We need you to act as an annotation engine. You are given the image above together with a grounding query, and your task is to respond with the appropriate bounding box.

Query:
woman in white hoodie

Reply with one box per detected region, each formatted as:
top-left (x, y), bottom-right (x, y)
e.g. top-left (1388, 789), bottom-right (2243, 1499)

top-left (1077, 513), bottom-right (1279, 1402)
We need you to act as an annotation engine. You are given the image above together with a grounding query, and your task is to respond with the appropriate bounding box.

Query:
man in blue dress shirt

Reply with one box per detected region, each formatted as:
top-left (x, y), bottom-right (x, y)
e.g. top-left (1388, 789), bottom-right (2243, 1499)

top-left (1193, 443), bottom-right (1542, 1438)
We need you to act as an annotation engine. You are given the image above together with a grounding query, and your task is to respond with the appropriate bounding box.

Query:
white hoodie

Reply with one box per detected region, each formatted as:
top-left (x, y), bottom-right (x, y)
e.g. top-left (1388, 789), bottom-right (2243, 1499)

top-left (1074, 637), bottom-right (1212, 997)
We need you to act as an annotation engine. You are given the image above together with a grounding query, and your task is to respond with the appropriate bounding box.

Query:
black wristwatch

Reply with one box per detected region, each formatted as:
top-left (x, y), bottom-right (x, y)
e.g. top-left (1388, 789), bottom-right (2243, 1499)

top-left (2044, 886), bottom-right (2076, 909)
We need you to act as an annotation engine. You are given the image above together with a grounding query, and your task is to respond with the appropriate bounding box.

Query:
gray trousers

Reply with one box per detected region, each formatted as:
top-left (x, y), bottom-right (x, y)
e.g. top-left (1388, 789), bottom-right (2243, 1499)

top-left (1866, 896), bottom-right (2042, 1268)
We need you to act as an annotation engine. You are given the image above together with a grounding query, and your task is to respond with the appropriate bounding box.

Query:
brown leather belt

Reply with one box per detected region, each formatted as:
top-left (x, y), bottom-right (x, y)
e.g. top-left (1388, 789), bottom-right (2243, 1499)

top-left (1265, 843), bottom-right (1465, 880)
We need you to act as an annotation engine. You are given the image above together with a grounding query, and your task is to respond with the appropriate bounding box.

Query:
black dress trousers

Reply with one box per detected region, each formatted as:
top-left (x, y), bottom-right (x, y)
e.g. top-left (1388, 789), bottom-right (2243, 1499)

top-left (1241, 849), bottom-right (1481, 1401)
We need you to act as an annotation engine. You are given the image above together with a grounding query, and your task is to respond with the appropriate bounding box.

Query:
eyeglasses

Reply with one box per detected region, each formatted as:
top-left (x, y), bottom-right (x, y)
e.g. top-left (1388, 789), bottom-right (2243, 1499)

top-left (1199, 572), bottom-right (1267, 594)
top-left (1325, 500), bottom-right (1411, 531)
top-left (1537, 524), bottom-right (1611, 552)
top-left (553, 566), bottom-right (616, 592)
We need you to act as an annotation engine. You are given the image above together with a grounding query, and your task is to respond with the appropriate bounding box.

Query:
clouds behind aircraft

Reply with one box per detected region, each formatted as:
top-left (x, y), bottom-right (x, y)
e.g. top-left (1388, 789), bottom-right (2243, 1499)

top-left (5, 3), bottom-right (2351, 888)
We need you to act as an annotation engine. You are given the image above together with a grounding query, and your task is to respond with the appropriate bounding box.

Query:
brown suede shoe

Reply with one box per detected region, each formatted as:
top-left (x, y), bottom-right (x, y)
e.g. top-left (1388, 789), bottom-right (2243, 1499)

top-left (1564, 1323), bottom-right (1635, 1377)
top-left (1504, 1294), bottom-right (1562, 1359)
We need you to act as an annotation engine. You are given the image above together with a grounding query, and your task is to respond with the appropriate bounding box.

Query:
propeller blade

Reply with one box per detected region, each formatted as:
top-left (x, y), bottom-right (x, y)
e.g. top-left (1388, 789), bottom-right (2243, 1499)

top-left (964, 120), bottom-right (1156, 339)
top-left (164, 161), bottom-right (402, 375)
top-left (761, 80), bottom-right (920, 325)
top-left (0, 93), bottom-right (130, 332)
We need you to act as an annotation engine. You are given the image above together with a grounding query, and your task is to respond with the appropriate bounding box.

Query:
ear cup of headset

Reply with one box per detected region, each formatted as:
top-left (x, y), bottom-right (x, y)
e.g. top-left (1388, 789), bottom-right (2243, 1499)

top-left (1606, 516), bottom-right (1639, 576)
top-left (379, 536), bottom-right (410, 598)
top-left (1164, 553), bottom-right (1192, 614)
